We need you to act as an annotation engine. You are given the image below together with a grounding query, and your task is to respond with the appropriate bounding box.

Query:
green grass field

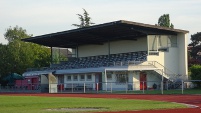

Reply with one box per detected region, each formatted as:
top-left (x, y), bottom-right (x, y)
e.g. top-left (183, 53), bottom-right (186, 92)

top-left (0, 95), bottom-right (186, 113)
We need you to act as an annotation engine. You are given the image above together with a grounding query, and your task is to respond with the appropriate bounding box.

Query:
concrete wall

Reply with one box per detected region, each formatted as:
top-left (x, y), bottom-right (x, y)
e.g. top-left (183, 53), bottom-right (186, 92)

top-left (146, 71), bottom-right (161, 89)
top-left (78, 37), bottom-right (147, 57)
top-left (147, 33), bottom-right (188, 76)
top-left (164, 47), bottom-right (179, 74)
top-left (63, 74), bottom-right (96, 89)
top-left (110, 38), bottom-right (147, 54)
top-left (177, 33), bottom-right (188, 76)
top-left (133, 71), bottom-right (140, 90)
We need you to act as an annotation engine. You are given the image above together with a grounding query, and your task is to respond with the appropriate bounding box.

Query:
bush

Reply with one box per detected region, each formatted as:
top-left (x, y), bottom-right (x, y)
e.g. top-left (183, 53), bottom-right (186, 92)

top-left (190, 65), bottom-right (201, 88)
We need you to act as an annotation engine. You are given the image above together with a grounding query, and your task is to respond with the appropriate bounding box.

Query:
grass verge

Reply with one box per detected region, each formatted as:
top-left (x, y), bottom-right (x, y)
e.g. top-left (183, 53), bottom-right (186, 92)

top-left (0, 95), bottom-right (187, 113)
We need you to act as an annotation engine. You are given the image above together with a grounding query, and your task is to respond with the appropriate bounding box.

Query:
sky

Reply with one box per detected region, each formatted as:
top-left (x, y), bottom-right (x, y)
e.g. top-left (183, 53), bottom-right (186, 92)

top-left (0, 0), bottom-right (201, 44)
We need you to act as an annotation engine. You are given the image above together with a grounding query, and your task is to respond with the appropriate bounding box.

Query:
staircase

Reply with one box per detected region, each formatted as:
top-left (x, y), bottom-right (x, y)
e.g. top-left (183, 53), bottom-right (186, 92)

top-left (128, 61), bottom-right (182, 82)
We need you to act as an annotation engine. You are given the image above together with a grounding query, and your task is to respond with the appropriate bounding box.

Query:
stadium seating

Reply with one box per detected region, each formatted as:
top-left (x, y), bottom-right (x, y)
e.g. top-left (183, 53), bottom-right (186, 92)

top-left (48, 51), bottom-right (147, 70)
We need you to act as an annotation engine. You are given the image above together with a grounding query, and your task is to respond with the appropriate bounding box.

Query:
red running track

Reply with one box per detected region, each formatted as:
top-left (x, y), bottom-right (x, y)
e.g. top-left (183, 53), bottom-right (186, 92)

top-left (1, 93), bottom-right (201, 113)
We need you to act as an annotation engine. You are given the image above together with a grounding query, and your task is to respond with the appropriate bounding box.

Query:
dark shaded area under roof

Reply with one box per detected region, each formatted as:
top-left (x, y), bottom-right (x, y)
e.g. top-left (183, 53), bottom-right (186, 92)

top-left (22, 20), bottom-right (189, 48)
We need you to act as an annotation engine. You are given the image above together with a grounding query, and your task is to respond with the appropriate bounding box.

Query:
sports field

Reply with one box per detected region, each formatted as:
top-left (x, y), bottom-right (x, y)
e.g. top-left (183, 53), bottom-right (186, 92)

top-left (0, 93), bottom-right (201, 113)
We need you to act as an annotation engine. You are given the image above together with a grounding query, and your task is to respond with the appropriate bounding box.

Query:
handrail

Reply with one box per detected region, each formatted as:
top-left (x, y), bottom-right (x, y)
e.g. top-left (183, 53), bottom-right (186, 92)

top-left (127, 61), bottom-right (178, 81)
top-left (151, 61), bottom-right (177, 76)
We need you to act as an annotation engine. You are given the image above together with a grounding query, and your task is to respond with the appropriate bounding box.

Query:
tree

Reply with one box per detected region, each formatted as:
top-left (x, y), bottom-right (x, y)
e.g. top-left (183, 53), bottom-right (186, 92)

top-left (4, 26), bottom-right (31, 42)
top-left (72, 8), bottom-right (94, 28)
top-left (190, 65), bottom-right (201, 88)
top-left (189, 32), bottom-right (201, 59)
top-left (158, 14), bottom-right (174, 28)
top-left (0, 26), bottom-right (51, 84)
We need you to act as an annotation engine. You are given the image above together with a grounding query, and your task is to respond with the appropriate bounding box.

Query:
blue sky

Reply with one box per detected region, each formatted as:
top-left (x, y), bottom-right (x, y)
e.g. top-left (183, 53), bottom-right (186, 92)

top-left (0, 0), bottom-right (201, 44)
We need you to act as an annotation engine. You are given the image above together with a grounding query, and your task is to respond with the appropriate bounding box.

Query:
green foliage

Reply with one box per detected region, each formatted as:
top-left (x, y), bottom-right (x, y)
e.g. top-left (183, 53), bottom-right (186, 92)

top-left (188, 32), bottom-right (201, 60)
top-left (0, 26), bottom-right (51, 83)
top-left (158, 14), bottom-right (174, 28)
top-left (190, 65), bottom-right (201, 87)
top-left (52, 48), bottom-right (68, 64)
top-left (4, 26), bottom-right (31, 42)
top-left (0, 96), bottom-right (186, 113)
top-left (72, 8), bottom-right (95, 28)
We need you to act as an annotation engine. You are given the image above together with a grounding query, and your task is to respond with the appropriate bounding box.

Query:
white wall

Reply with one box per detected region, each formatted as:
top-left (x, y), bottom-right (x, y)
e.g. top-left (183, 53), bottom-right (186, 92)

top-left (63, 74), bottom-right (96, 89)
top-left (147, 52), bottom-right (165, 65)
top-left (177, 33), bottom-right (188, 76)
top-left (146, 71), bottom-right (161, 89)
top-left (78, 37), bottom-right (147, 57)
top-left (133, 71), bottom-right (140, 90)
top-left (164, 47), bottom-right (179, 74)
top-left (40, 75), bottom-right (48, 84)
top-left (78, 43), bottom-right (108, 57)
top-left (147, 32), bottom-right (188, 76)
top-left (110, 38), bottom-right (147, 54)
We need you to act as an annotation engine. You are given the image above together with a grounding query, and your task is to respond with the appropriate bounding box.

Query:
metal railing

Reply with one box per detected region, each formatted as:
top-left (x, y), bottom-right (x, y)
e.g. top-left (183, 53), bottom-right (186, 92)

top-left (1, 80), bottom-right (200, 94)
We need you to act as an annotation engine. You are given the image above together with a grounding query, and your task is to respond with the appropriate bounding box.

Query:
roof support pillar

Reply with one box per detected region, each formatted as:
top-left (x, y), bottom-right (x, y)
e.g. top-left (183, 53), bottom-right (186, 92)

top-left (108, 40), bottom-right (111, 60)
top-left (76, 46), bottom-right (79, 58)
top-left (51, 47), bottom-right (53, 64)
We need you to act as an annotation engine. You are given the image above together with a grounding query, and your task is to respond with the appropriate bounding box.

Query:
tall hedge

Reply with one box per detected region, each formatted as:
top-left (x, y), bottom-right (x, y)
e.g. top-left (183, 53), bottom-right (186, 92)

top-left (190, 65), bottom-right (201, 88)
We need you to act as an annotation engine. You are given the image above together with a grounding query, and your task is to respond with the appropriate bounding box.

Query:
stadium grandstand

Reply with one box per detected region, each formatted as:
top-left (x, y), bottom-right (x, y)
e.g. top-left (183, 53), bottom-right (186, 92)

top-left (20, 20), bottom-right (189, 93)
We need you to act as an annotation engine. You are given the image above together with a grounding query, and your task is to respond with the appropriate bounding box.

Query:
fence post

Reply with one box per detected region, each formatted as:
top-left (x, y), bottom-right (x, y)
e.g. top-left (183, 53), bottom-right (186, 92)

top-left (96, 83), bottom-right (99, 93)
top-left (126, 82), bottom-right (128, 94)
top-left (143, 82), bottom-right (144, 94)
top-left (71, 83), bottom-right (73, 93)
top-left (161, 81), bottom-right (163, 94)
top-left (110, 82), bottom-right (112, 93)
top-left (182, 80), bottom-right (184, 94)
top-left (106, 82), bottom-right (108, 92)
top-left (49, 83), bottom-right (51, 93)
top-left (7, 84), bottom-right (9, 92)
top-left (166, 81), bottom-right (168, 90)
top-left (84, 83), bottom-right (86, 93)
top-left (60, 84), bottom-right (63, 93)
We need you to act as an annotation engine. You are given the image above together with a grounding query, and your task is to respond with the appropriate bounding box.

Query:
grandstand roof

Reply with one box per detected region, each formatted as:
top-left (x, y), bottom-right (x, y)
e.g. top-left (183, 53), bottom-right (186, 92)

top-left (22, 20), bottom-right (189, 48)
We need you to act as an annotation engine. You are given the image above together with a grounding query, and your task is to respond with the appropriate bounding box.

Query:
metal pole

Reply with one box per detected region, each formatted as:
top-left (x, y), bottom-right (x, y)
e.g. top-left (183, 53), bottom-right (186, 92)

top-left (51, 47), bottom-right (53, 64)
top-left (84, 83), bottom-right (86, 93)
top-left (110, 82), bottom-right (112, 93)
top-left (166, 81), bottom-right (168, 90)
top-left (71, 83), bottom-right (73, 93)
top-left (61, 84), bottom-right (63, 93)
top-left (182, 80), bottom-right (184, 94)
top-left (143, 82), bottom-right (144, 94)
top-left (161, 69), bottom-right (164, 94)
top-left (49, 83), bottom-right (51, 93)
top-left (108, 40), bottom-right (110, 59)
top-left (126, 82), bottom-right (128, 94)
top-left (161, 81), bottom-right (163, 94)
top-left (96, 83), bottom-right (99, 93)
top-left (105, 69), bottom-right (107, 92)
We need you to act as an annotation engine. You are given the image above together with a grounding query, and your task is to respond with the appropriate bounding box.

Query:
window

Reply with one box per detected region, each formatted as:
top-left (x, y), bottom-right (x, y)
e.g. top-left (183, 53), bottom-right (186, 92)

top-left (80, 75), bottom-right (85, 81)
top-left (58, 75), bottom-right (64, 83)
top-left (67, 75), bottom-right (71, 81)
top-left (87, 75), bottom-right (92, 81)
top-left (107, 73), bottom-right (112, 80)
top-left (115, 74), bottom-right (128, 83)
top-left (73, 75), bottom-right (78, 81)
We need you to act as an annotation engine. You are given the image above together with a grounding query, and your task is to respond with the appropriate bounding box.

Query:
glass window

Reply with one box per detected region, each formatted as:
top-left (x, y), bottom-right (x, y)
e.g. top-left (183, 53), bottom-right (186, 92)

top-left (107, 73), bottom-right (112, 80)
top-left (87, 75), bottom-right (92, 81)
top-left (115, 74), bottom-right (128, 83)
top-left (67, 75), bottom-right (71, 81)
top-left (80, 75), bottom-right (85, 81)
top-left (73, 75), bottom-right (78, 81)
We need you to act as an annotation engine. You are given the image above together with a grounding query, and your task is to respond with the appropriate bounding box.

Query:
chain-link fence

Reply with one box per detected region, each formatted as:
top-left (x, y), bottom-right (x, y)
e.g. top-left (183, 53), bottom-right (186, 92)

top-left (1, 80), bottom-right (201, 94)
